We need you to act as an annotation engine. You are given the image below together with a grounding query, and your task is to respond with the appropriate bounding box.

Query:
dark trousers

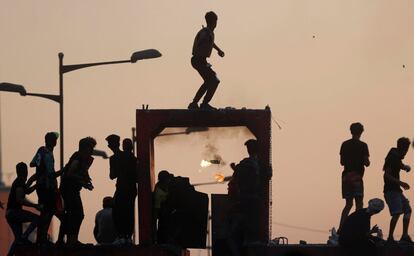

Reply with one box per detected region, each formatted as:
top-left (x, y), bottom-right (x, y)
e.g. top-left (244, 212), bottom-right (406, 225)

top-left (61, 188), bottom-right (84, 236)
top-left (6, 209), bottom-right (40, 256)
top-left (36, 186), bottom-right (56, 243)
top-left (191, 56), bottom-right (220, 104)
top-left (113, 188), bottom-right (136, 238)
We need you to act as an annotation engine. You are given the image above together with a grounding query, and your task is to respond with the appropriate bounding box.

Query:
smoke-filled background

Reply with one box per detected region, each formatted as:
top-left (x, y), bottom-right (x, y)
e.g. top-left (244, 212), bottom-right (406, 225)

top-left (1, 0), bottom-right (414, 250)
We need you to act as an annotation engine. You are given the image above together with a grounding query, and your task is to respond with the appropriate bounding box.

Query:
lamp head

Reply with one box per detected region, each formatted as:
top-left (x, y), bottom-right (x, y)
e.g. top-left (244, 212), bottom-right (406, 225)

top-left (0, 83), bottom-right (27, 96)
top-left (130, 49), bottom-right (162, 63)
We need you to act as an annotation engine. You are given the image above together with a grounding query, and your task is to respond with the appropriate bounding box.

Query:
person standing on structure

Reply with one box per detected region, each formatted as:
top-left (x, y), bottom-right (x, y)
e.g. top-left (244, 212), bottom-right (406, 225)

top-left (188, 11), bottom-right (225, 111)
top-left (338, 123), bottom-right (370, 233)
top-left (30, 132), bottom-right (60, 245)
top-left (383, 137), bottom-right (412, 244)
top-left (106, 135), bottom-right (137, 244)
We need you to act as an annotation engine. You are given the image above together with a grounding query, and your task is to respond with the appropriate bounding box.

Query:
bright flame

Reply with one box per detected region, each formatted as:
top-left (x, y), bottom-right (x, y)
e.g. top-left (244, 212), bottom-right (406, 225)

top-left (214, 173), bottom-right (225, 183)
top-left (200, 160), bottom-right (212, 168)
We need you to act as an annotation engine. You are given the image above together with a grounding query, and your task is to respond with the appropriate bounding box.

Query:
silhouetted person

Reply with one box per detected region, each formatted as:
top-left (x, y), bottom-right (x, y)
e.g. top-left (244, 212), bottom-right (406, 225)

top-left (107, 135), bottom-right (137, 244)
top-left (339, 198), bottom-right (384, 256)
top-left (6, 162), bottom-right (42, 256)
top-left (227, 139), bottom-right (261, 255)
top-left (383, 137), bottom-right (412, 244)
top-left (59, 137), bottom-right (96, 245)
top-left (0, 200), bottom-right (4, 209)
top-left (188, 11), bottom-right (225, 111)
top-left (30, 132), bottom-right (60, 244)
top-left (94, 196), bottom-right (116, 244)
top-left (153, 170), bottom-right (172, 243)
top-left (338, 123), bottom-right (370, 233)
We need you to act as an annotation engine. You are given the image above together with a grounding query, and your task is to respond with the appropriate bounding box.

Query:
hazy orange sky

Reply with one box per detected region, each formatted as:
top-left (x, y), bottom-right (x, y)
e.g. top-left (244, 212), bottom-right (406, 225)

top-left (1, 0), bottom-right (414, 247)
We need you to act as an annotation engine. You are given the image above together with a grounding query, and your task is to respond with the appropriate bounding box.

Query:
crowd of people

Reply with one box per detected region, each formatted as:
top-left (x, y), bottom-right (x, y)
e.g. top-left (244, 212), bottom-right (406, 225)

top-left (1, 132), bottom-right (138, 255)
top-left (335, 122), bottom-right (414, 255)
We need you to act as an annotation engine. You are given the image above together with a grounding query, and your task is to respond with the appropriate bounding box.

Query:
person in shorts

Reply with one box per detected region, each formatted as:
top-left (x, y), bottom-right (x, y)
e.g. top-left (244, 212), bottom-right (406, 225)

top-left (338, 123), bottom-right (370, 232)
top-left (383, 137), bottom-right (412, 244)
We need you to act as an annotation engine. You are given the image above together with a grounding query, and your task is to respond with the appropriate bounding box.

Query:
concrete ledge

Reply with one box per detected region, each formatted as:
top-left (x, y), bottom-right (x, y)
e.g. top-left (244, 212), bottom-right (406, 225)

top-left (246, 244), bottom-right (414, 256)
top-left (15, 244), bottom-right (190, 256)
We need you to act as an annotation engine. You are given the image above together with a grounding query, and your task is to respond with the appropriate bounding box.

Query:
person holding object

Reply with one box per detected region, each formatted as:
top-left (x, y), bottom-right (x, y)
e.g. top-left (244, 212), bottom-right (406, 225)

top-left (188, 11), bottom-right (225, 111)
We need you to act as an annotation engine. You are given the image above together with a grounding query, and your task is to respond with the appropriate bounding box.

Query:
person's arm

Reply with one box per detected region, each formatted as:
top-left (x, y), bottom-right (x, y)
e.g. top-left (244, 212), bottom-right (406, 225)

top-left (364, 144), bottom-right (370, 167)
top-left (384, 168), bottom-right (410, 190)
top-left (25, 184), bottom-right (37, 194)
top-left (109, 157), bottom-right (119, 180)
top-left (364, 156), bottom-right (370, 167)
top-left (54, 169), bottom-right (64, 178)
top-left (16, 187), bottom-right (42, 210)
top-left (213, 43), bottom-right (225, 57)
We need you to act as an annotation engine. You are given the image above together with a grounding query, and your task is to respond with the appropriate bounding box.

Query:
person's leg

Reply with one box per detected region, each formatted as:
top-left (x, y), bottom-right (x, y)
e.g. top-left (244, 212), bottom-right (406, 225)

top-left (201, 67), bottom-right (220, 106)
top-left (401, 194), bottom-right (412, 240)
top-left (339, 198), bottom-right (353, 232)
top-left (36, 188), bottom-right (56, 244)
top-left (112, 189), bottom-right (123, 238)
top-left (125, 192), bottom-right (137, 240)
top-left (385, 191), bottom-right (403, 241)
top-left (190, 57), bottom-right (211, 106)
top-left (20, 210), bottom-right (41, 239)
top-left (67, 192), bottom-right (84, 244)
top-left (388, 215), bottom-right (400, 240)
top-left (355, 196), bottom-right (363, 211)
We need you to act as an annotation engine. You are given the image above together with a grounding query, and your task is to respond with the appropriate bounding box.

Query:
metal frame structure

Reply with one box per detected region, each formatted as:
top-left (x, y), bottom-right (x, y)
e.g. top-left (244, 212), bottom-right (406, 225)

top-left (136, 108), bottom-right (273, 245)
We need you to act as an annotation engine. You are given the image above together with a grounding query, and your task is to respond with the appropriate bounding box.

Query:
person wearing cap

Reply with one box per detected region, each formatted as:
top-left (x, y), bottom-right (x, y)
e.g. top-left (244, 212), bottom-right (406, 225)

top-left (94, 196), bottom-right (116, 244)
top-left (383, 137), bottom-right (412, 244)
top-left (29, 131), bottom-right (60, 244)
top-left (338, 123), bottom-right (370, 233)
top-left (338, 198), bottom-right (384, 256)
top-left (188, 11), bottom-right (225, 111)
top-left (227, 139), bottom-right (261, 251)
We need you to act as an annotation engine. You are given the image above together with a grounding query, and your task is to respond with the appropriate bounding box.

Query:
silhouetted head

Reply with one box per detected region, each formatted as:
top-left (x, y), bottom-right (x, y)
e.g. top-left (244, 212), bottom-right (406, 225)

top-left (350, 122), bottom-right (364, 138)
top-left (106, 134), bottom-right (120, 152)
top-left (102, 196), bottom-right (114, 208)
top-left (397, 137), bottom-right (411, 156)
top-left (245, 139), bottom-right (258, 156)
top-left (367, 198), bottom-right (384, 215)
top-left (79, 137), bottom-right (97, 156)
top-left (45, 132), bottom-right (59, 149)
top-left (122, 138), bottom-right (134, 153)
top-left (16, 162), bottom-right (28, 180)
top-left (205, 11), bottom-right (217, 30)
top-left (158, 170), bottom-right (171, 182)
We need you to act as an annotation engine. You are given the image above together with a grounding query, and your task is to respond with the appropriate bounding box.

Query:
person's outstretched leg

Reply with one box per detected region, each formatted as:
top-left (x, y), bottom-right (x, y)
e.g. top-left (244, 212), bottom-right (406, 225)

top-left (338, 198), bottom-right (353, 232)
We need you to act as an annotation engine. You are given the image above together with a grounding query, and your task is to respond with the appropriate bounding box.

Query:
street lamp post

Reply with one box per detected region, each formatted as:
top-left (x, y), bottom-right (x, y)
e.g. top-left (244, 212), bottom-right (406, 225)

top-left (1, 49), bottom-right (162, 170)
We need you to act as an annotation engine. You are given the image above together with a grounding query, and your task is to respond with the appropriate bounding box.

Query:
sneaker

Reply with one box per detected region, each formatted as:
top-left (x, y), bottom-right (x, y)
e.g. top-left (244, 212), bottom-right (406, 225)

top-left (200, 103), bottom-right (217, 110)
top-left (400, 235), bottom-right (414, 244)
top-left (187, 102), bottom-right (199, 110)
